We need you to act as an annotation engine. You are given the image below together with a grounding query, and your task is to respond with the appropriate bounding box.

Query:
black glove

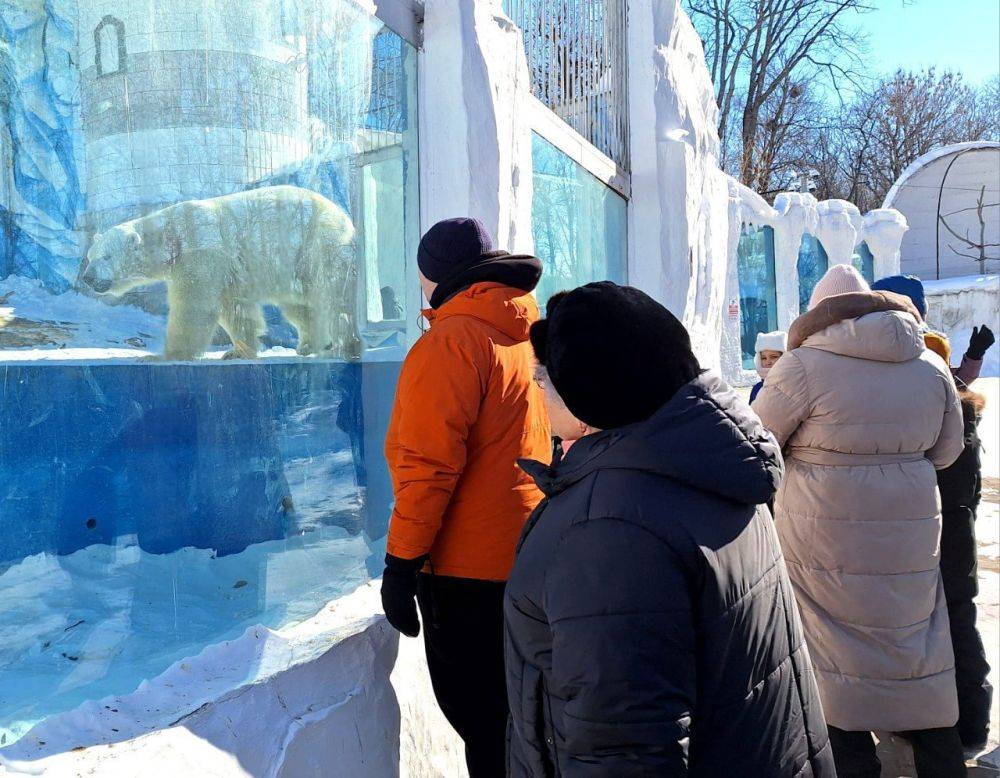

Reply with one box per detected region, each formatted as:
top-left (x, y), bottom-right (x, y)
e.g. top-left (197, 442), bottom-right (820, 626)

top-left (967, 325), bottom-right (995, 361)
top-left (381, 554), bottom-right (426, 637)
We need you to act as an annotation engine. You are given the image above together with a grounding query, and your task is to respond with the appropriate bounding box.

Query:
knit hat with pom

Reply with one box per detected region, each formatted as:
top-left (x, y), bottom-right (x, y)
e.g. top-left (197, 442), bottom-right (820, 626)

top-left (808, 264), bottom-right (870, 310)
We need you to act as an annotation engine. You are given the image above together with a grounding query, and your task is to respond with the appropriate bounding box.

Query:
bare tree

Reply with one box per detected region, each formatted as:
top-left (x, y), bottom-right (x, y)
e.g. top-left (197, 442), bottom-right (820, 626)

top-left (747, 75), bottom-right (833, 194)
top-left (939, 185), bottom-right (1000, 274)
top-left (832, 68), bottom-right (997, 209)
top-left (684, 0), bottom-right (869, 182)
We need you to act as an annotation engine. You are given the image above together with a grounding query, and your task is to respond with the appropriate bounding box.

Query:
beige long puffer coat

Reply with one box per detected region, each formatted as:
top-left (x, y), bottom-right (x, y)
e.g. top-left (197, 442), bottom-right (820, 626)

top-left (755, 307), bottom-right (964, 733)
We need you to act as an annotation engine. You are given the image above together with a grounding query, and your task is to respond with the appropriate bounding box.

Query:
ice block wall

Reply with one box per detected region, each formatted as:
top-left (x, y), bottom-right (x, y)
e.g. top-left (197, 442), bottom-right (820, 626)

top-left (0, 1), bottom-right (84, 290)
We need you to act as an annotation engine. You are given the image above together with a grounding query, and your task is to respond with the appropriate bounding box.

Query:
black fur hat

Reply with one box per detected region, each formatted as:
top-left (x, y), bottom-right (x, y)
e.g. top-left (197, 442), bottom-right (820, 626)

top-left (530, 282), bottom-right (700, 430)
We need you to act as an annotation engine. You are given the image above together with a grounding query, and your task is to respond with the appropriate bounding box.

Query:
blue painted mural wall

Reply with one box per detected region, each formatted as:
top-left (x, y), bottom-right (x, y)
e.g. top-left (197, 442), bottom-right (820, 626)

top-left (0, 360), bottom-right (399, 567)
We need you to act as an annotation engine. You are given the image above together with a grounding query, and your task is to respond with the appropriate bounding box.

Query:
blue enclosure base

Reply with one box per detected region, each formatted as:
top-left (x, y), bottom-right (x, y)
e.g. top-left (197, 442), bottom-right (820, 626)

top-left (0, 360), bottom-right (399, 566)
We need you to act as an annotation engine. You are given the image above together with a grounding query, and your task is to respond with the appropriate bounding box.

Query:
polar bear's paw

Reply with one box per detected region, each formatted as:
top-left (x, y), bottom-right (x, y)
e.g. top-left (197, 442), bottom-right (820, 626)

top-left (222, 347), bottom-right (258, 360)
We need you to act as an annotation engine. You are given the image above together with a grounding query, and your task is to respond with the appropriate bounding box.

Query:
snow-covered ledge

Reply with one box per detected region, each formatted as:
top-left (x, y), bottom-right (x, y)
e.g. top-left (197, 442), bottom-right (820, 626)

top-left (0, 582), bottom-right (465, 777)
top-left (924, 274), bottom-right (1000, 378)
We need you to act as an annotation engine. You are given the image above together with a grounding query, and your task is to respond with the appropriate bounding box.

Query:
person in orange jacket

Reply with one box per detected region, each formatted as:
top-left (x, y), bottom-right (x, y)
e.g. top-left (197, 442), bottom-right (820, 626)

top-left (381, 217), bottom-right (551, 777)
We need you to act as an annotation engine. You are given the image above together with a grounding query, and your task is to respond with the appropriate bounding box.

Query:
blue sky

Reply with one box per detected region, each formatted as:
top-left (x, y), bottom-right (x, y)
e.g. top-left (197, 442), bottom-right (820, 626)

top-left (857, 0), bottom-right (1000, 84)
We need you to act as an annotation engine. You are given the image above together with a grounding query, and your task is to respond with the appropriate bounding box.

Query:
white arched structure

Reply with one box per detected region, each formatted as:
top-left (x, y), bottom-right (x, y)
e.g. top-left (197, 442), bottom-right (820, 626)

top-left (884, 141), bottom-right (1000, 280)
top-left (720, 178), bottom-right (908, 383)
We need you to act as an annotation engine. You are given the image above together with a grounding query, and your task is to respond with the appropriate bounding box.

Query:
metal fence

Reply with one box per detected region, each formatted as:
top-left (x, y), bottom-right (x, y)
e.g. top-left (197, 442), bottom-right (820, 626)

top-left (504, 0), bottom-right (629, 171)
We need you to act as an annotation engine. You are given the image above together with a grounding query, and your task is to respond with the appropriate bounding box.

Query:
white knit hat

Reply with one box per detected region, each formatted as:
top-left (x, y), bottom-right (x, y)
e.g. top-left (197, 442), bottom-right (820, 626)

top-left (754, 330), bottom-right (787, 378)
top-left (755, 330), bottom-right (787, 355)
top-left (808, 264), bottom-right (870, 310)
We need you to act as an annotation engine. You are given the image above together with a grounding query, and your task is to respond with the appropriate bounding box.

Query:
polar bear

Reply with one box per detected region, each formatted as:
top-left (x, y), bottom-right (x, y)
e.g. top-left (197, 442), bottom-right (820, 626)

top-left (80, 186), bottom-right (360, 360)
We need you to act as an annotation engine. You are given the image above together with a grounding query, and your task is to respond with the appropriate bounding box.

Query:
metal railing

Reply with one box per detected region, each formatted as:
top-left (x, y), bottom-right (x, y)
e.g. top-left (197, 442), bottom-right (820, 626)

top-left (504, 0), bottom-right (629, 171)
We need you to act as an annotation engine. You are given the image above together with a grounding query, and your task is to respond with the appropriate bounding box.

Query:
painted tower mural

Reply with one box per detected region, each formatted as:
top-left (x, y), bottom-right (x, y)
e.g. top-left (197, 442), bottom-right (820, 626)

top-left (0, 0), bottom-right (409, 360)
top-left (77, 0), bottom-right (311, 235)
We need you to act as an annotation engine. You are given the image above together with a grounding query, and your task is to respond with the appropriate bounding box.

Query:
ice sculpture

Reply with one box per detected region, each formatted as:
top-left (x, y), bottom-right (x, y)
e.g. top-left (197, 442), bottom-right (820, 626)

top-left (79, 186), bottom-right (360, 360)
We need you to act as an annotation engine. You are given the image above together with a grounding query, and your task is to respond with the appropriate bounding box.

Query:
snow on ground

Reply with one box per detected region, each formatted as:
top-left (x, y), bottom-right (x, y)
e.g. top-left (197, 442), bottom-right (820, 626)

top-left (0, 276), bottom-right (165, 354)
top-left (0, 526), bottom-right (371, 747)
top-left (0, 276), bottom-right (301, 362)
top-left (974, 377), bottom-right (1000, 767)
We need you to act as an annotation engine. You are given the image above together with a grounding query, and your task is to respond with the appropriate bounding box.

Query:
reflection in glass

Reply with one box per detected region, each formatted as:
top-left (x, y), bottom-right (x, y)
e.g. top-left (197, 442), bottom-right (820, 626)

top-left (737, 227), bottom-right (778, 370)
top-left (853, 241), bottom-right (875, 283)
top-left (531, 133), bottom-right (627, 307)
top-left (1, 0), bottom-right (418, 362)
top-left (797, 234), bottom-right (830, 313)
top-left (0, 0), bottom-right (417, 748)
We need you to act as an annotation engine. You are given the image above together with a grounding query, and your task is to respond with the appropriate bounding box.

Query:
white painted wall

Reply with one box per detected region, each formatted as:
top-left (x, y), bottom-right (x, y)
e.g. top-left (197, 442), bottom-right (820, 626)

top-left (417, 0), bottom-right (534, 255)
top-left (625, 0), bottom-right (730, 371)
top-left (885, 142), bottom-right (1000, 281)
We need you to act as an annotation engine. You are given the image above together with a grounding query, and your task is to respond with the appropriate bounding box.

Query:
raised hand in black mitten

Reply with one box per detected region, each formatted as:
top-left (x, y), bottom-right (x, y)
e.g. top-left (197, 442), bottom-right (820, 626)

top-left (380, 554), bottom-right (427, 637)
top-left (967, 325), bottom-right (995, 361)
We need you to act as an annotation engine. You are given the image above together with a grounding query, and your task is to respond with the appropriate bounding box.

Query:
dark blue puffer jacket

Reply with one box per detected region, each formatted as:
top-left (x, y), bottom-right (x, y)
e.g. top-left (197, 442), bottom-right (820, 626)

top-left (504, 372), bottom-right (834, 777)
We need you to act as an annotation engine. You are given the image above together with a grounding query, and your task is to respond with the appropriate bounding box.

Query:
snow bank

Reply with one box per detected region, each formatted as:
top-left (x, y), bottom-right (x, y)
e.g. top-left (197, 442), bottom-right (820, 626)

top-left (924, 274), bottom-right (999, 378)
top-left (0, 529), bottom-right (370, 746)
top-left (973, 379), bottom-right (999, 761)
top-left (1, 582), bottom-right (466, 777)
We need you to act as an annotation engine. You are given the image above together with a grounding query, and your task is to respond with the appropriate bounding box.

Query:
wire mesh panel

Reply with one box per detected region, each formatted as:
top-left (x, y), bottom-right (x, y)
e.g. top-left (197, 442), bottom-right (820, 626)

top-left (505, 0), bottom-right (629, 170)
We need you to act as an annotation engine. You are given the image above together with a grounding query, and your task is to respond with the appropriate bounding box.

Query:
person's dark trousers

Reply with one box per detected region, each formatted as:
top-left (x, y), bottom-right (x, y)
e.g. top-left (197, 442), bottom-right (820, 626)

top-left (829, 726), bottom-right (967, 778)
top-left (416, 574), bottom-right (508, 778)
top-left (828, 728), bottom-right (881, 778)
top-left (940, 496), bottom-right (993, 747)
top-left (947, 596), bottom-right (993, 747)
top-left (939, 400), bottom-right (992, 747)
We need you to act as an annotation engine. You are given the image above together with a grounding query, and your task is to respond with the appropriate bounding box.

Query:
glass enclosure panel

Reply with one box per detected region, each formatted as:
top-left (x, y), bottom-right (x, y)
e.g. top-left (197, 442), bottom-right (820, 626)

top-left (0, 0), bottom-right (417, 747)
top-left (853, 241), bottom-right (875, 283)
top-left (797, 234), bottom-right (830, 313)
top-left (737, 227), bottom-right (778, 370)
top-left (531, 133), bottom-right (627, 308)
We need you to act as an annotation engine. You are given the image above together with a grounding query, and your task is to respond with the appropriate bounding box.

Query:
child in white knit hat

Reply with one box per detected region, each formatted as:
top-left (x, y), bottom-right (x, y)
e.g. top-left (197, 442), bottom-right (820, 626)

top-left (750, 330), bottom-right (787, 404)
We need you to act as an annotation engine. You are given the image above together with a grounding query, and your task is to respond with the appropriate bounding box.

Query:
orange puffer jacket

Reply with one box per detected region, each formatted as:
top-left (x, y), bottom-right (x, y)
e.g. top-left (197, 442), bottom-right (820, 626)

top-left (385, 282), bottom-right (551, 580)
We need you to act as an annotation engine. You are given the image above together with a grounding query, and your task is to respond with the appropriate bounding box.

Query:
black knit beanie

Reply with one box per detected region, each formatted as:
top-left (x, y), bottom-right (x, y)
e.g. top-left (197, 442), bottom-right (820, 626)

top-left (532, 282), bottom-right (700, 430)
top-left (417, 217), bottom-right (495, 282)
top-left (418, 217), bottom-right (543, 309)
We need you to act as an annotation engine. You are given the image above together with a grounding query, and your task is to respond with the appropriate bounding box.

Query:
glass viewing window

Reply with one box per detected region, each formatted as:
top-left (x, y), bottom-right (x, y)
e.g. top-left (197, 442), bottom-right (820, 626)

top-left (530, 132), bottom-right (627, 309)
top-left (0, 0), bottom-right (418, 748)
top-left (737, 226), bottom-right (778, 370)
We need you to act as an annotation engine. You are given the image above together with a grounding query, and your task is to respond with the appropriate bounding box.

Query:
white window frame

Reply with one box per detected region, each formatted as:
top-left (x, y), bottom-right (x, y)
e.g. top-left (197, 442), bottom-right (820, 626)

top-left (373, 0), bottom-right (423, 48)
top-left (526, 94), bottom-right (630, 200)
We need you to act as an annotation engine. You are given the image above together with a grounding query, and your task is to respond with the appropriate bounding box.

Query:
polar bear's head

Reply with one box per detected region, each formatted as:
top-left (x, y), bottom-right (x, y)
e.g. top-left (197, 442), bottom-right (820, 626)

top-left (80, 224), bottom-right (149, 295)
